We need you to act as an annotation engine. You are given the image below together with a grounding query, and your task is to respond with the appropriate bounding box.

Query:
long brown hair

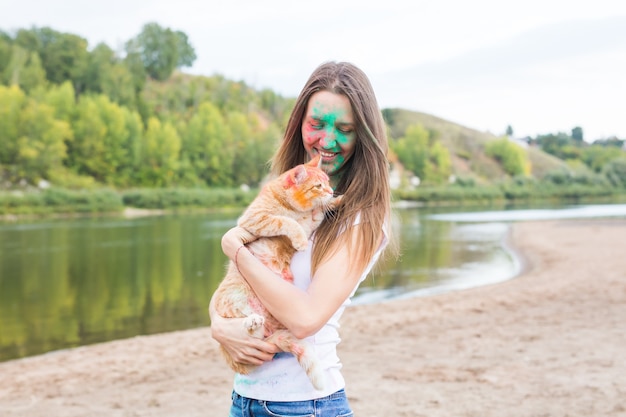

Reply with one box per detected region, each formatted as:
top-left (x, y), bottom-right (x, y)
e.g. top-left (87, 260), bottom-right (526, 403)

top-left (271, 61), bottom-right (393, 276)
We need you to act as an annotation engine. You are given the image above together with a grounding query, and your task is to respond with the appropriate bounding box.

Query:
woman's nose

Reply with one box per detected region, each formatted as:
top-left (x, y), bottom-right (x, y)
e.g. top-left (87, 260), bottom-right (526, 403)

top-left (320, 131), bottom-right (337, 149)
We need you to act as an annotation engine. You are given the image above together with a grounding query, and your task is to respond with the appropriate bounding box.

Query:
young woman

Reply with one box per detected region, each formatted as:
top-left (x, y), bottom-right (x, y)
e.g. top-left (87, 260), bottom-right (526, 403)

top-left (209, 61), bottom-right (393, 416)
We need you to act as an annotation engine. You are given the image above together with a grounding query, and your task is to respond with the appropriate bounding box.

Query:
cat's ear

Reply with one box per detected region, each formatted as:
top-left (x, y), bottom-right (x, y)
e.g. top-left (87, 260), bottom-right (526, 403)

top-left (284, 165), bottom-right (309, 188)
top-left (306, 155), bottom-right (322, 169)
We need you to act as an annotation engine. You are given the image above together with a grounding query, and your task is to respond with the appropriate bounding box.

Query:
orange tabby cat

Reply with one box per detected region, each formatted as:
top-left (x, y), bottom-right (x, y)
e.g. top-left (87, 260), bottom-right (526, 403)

top-left (212, 155), bottom-right (341, 390)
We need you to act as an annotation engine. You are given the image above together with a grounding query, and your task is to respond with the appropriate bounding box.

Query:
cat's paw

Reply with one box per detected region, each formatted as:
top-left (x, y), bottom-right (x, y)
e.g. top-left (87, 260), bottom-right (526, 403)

top-left (243, 314), bottom-right (265, 337)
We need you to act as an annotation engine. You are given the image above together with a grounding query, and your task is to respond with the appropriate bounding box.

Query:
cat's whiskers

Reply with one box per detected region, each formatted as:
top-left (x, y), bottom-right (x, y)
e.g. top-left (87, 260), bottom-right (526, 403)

top-left (320, 199), bottom-right (340, 221)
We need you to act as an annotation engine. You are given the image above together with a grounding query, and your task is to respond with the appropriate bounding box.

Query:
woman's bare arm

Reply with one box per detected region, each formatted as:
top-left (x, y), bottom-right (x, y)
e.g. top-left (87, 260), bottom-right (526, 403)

top-left (222, 226), bottom-right (365, 339)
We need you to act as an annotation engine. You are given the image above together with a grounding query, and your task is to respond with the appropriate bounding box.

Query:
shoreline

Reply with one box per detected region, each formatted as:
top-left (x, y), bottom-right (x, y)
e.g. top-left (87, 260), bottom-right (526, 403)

top-left (1, 219), bottom-right (625, 416)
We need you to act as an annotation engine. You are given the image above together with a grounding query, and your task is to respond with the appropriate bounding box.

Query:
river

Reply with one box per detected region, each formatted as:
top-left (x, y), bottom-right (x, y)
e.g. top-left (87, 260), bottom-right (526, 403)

top-left (0, 203), bottom-right (624, 362)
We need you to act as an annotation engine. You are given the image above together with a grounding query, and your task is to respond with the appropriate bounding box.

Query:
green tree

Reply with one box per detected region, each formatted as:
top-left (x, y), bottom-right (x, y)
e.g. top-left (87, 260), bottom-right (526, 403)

top-left (603, 157), bottom-right (626, 188)
top-left (71, 95), bottom-right (130, 184)
top-left (103, 62), bottom-right (137, 108)
top-left (40, 81), bottom-right (76, 122)
top-left (592, 137), bottom-right (625, 148)
top-left (181, 102), bottom-right (234, 186)
top-left (84, 43), bottom-right (136, 108)
top-left (16, 100), bottom-right (72, 182)
top-left (0, 32), bottom-right (13, 76)
top-left (426, 141), bottom-right (452, 183)
top-left (15, 27), bottom-right (89, 93)
top-left (228, 111), bottom-right (254, 186)
top-left (571, 126), bottom-right (584, 144)
top-left (556, 145), bottom-right (583, 161)
top-left (259, 88), bottom-right (292, 121)
top-left (227, 111), bottom-right (276, 186)
top-left (536, 132), bottom-right (572, 158)
top-left (118, 107), bottom-right (144, 186)
top-left (249, 117), bottom-right (281, 185)
top-left (393, 124), bottom-right (429, 178)
top-left (0, 85), bottom-right (27, 165)
top-left (125, 23), bottom-right (196, 81)
top-left (123, 49), bottom-right (147, 97)
top-left (2, 45), bottom-right (26, 86)
top-left (19, 51), bottom-right (47, 92)
top-left (2, 45), bottom-right (47, 92)
top-left (506, 125), bottom-right (514, 136)
top-left (137, 117), bottom-right (181, 186)
top-left (392, 124), bottom-right (452, 184)
top-left (485, 137), bottom-right (531, 176)
top-left (83, 43), bottom-right (116, 93)
top-left (581, 146), bottom-right (624, 173)
top-left (174, 30), bottom-right (196, 68)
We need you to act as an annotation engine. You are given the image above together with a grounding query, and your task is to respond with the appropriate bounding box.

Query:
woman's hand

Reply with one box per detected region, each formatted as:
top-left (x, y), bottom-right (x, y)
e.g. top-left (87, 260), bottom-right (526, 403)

top-left (210, 310), bottom-right (279, 366)
top-left (221, 226), bottom-right (257, 259)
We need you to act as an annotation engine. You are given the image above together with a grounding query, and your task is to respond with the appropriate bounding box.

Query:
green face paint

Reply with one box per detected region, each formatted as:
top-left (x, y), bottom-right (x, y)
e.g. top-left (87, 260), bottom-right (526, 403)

top-left (311, 105), bottom-right (353, 146)
top-left (301, 91), bottom-right (357, 182)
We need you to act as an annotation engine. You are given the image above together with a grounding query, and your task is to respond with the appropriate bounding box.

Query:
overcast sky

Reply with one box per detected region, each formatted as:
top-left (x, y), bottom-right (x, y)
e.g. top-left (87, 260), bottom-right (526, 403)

top-left (2, 0), bottom-right (625, 141)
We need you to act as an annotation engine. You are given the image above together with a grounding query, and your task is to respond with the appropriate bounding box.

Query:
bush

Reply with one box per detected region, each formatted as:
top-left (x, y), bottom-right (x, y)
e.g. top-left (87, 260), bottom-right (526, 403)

top-left (393, 185), bottom-right (503, 205)
top-left (0, 188), bottom-right (123, 215)
top-left (484, 138), bottom-right (531, 176)
top-left (603, 158), bottom-right (626, 188)
top-left (120, 187), bottom-right (257, 210)
top-left (541, 168), bottom-right (610, 187)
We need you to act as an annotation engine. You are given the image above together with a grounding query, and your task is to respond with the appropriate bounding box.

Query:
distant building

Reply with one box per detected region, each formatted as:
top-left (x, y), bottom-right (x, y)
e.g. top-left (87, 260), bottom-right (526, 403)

top-left (507, 134), bottom-right (529, 149)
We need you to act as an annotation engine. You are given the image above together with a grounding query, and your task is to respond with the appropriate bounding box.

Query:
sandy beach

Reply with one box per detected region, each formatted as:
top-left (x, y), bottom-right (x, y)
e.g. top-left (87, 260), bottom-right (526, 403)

top-left (1, 219), bottom-right (625, 417)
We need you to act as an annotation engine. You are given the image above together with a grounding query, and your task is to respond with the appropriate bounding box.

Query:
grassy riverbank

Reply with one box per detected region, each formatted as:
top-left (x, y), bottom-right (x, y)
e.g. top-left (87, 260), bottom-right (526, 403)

top-left (395, 182), bottom-right (626, 206)
top-left (1, 182), bottom-right (626, 220)
top-left (0, 187), bottom-right (257, 218)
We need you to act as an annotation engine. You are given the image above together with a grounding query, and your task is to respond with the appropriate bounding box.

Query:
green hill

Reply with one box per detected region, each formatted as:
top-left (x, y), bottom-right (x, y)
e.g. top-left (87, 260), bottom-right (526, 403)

top-left (382, 108), bottom-right (568, 183)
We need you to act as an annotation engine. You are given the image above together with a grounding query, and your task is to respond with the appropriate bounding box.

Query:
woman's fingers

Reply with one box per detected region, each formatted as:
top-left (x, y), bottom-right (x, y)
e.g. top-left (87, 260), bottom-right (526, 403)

top-left (225, 341), bottom-right (276, 365)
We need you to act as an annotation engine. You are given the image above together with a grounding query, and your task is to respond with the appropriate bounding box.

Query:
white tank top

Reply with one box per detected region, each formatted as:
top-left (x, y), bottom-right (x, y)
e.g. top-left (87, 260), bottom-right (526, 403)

top-left (233, 223), bottom-right (388, 401)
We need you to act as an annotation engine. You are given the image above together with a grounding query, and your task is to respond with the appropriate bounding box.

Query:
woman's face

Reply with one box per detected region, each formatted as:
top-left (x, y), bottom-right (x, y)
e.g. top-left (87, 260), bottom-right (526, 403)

top-left (301, 90), bottom-right (356, 178)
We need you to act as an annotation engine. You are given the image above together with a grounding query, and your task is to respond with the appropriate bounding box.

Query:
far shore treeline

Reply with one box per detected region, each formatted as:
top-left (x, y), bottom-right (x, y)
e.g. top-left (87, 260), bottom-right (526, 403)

top-left (1, 23), bottom-right (626, 216)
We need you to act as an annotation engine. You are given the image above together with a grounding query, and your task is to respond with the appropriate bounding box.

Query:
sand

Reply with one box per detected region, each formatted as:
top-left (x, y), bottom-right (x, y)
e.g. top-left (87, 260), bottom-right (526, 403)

top-left (1, 219), bottom-right (625, 417)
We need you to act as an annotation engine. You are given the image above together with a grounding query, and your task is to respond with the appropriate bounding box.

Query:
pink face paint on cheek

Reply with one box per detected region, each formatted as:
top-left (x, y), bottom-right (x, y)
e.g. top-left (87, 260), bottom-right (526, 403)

top-left (302, 123), bottom-right (326, 145)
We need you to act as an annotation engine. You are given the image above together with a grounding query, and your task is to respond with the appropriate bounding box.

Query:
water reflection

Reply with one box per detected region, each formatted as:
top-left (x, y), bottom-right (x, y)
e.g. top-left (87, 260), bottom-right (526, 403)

top-left (2, 203), bottom-right (624, 362)
top-left (0, 215), bottom-right (233, 361)
top-left (352, 213), bottom-right (517, 304)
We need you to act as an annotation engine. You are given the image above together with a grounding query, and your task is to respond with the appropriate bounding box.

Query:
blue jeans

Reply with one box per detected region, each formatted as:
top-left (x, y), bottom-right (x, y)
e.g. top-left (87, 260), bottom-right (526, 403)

top-left (229, 389), bottom-right (353, 417)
